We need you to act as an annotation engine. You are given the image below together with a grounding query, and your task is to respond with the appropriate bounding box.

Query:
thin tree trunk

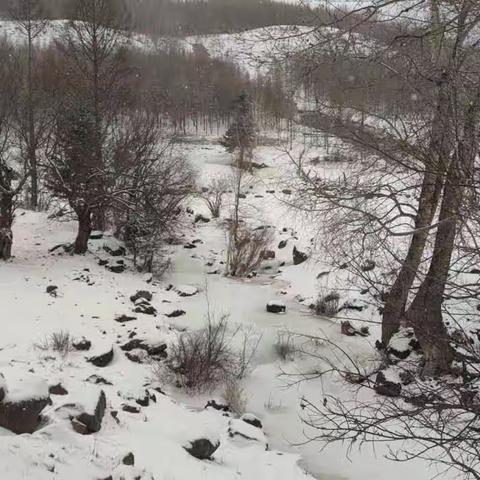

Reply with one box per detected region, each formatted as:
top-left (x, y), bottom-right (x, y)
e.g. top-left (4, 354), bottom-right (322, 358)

top-left (407, 104), bottom-right (478, 375)
top-left (27, 21), bottom-right (38, 210)
top-left (381, 72), bottom-right (451, 345)
top-left (74, 209), bottom-right (92, 254)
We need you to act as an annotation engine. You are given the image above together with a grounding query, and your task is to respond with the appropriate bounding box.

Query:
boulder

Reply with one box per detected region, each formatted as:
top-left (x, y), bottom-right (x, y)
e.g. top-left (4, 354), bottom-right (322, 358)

top-left (184, 438), bottom-right (219, 460)
top-left (266, 301), bottom-right (286, 314)
top-left (134, 300), bottom-right (157, 316)
top-left (0, 376), bottom-right (50, 434)
top-left (278, 240), bottom-right (288, 249)
top-left (122, 452), bottom-right (135, 466)
top-left (46, 285), bottom-right (58, 297)
top-left (130, 291), bottom-right (153, 303)
top-left (107, 264), bottom-right (126, 274)
top-left (205, 400), bottom-right (230, 413)
top-left (70, 389), bottom-right (107, 435)
top-left (262, 250), bottom-right (275, 260)
top-left (88, 346), bottom-right (114, 367)
top-left (241, 413), bottom-right (262, 429)
top-left (228, 419), bottom-right (267, 448)
top-left (165, 309), bottom-right (186, 318)
top-left (49, 384), bottom-right (68, 396)
top-left (73, 337), bottom-right (92, 351)
top-left (120, 339), bottom-right (167, 358)
top-left (103, 244), bottom-right (126, 257)
top-left (194, 214), bottom-right (210, 224)
top-left (114, 314), bottom-right (137, 324)
top-left (293, 246), bottom-right (308, 265)
top-left (374, 371), bottom-right (401, 398)
top-left (340, 321), bottom-right (369, 337)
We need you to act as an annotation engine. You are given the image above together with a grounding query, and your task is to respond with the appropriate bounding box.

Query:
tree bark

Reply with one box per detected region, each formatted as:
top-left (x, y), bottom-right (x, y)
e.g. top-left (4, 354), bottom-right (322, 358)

top-left (381, 74), bottom-right (451, 345)
top-left (74, 209), bottom-right (92, 254)
top-left (406, 104), bottom-right (478, 375)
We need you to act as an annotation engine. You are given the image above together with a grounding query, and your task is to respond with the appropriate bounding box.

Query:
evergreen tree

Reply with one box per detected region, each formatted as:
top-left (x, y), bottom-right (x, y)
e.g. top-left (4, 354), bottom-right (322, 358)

top-left (221, 91), bottom-right (256, 170)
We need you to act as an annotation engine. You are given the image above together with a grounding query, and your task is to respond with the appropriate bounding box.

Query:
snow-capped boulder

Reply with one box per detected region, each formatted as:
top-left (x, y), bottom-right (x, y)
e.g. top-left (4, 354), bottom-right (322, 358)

top-left (88, 345), bottom-right (114, 367)
top-left (241, 413), bottom-right (262, 429)
top-left (387, 328), bottom-right (420, 361)
top-left (0, 375), bottom-right (50, 434)
top-left (374, 371), bottom-right (401, 398)
top-left (266, 300), bottom-right (286, 314)
top-left (73, 337), bottom-right (92, 351)
top-left (57, 386), bottom-right (106, 435)
top-left (228, 419), bottom-right (268, 449)
top-left (130, 290), bottom-right (153, 303)
top-left (174, 284), bottom-right (199, 297)
top-left (184, 438), bottom-right (220, 460)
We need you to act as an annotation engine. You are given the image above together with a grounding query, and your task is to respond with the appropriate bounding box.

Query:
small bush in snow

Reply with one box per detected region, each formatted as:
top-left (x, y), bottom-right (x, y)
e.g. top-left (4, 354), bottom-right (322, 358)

top-left (222, 378), bottom-right (247, 415)
top-left (35, 331), bottom-right (74, 358)
top-left (168, 313), bottom-right (233, 391)
top-left (199, 176), bottom-right (229, 218)
top-left (274, 331), bottom-right (296, 361)
top-left (227, 224), bottom-right (274, 277)
top-left (315, 290), bottom-right (340, 317)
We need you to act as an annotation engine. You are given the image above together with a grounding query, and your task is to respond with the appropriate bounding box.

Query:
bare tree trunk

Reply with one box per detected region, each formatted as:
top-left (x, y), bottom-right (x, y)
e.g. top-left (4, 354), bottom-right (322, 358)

top-left (381, 72), bottom-right (451, 345)
top-left (74, 208), bottom-right (92, 254)
top-left (0, 190), bottom-right (13, 260)
top-left (407, 104), bottom-right (478, 375)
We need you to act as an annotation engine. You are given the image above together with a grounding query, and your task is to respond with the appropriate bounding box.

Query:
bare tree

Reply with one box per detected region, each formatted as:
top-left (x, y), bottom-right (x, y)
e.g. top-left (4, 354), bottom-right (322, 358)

top-left (9, 0), bottom-right (47, 210)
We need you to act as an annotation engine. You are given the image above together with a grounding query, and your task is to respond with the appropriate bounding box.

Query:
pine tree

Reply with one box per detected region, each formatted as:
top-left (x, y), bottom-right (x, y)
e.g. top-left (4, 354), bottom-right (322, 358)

top-left (221, 91), bottom-right (256, 171)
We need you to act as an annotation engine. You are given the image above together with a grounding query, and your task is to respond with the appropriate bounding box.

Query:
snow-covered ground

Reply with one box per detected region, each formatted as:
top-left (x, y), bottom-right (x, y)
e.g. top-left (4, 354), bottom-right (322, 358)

top-left (0, 132), bottom-right (458, 480)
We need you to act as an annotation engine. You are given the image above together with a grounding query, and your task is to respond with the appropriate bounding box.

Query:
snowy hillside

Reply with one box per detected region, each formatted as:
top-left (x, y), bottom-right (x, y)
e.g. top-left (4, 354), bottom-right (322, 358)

top-left (0, 131), bottom-right (460, 480)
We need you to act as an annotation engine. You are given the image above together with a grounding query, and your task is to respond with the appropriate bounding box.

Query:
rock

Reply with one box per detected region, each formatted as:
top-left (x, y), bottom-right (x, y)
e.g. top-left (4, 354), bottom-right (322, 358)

top-left (0, 377), bottom-right (50, 434)
top-left (72, 390), bottom-right (107, 434)
top-left (90, 231), bottom-right (104, 240)
top-left (120, 339), bottom-right (167, 359)
top-left (86, 375), bottom-right (112, 385)
top-left (194, 214), bottom-right (210, 224)
top-left (374, 371), bottom-right (401, 397)
top-left (114, 314), bottom-right (137, 324)
top-left (340, 321), bottom-right (369, 337)
top-left (122, 404), bottom-right (140, 414)
top-left (130, 291), bottom-right (153, 303)
top-left (184, 439), bottom-right (219, 460)
top-left (282, 189), bottom-right (292, 195)
top-left (49, 384), bottom-right (68, 396)
top-left (266, 301), bottom-right (286, 314)
top-left (241, 413), bottom-right (262, 429)
top-left (175, 285), bottom-right (198, 297)
top-left (46, 285), bottom-right (58, 297)
top-left (205, 400), bottom-right (230, 412)
top-left (88, 347), bottom-right (114, 367)
top-left (262, 250), bottom-right (275, 260)
top-left (133, 299), bottom-right (157, 316)
top-left (361, 260), bottom-right (376, 272)
top-left (165, 309), bottom-right (186, 318)
top-left (228, 419), bottom-right (267, 448)
top-left (293, 246), bottom-right (308, 265)
top-left (107, 264), bottom-right (126, 274)
top-left (278, 239), bottom-right (288, 249)
top-left (103, 244), bottom-right (126, 257)
top-left (387, 328), bottom-right (420, 361)
top-left (184, 243), bottom-right (197, 249)
top-left (122, 452), bottom-right (135, 466)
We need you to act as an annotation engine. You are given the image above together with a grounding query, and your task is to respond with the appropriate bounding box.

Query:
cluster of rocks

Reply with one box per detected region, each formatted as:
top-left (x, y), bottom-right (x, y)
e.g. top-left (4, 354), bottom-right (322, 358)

top-left (130, 290), bottom-right (157, 316)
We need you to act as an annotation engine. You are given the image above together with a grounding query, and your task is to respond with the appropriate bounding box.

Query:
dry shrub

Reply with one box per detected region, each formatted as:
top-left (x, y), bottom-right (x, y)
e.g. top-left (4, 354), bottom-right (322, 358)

top-left (222, 378), bottom-right (247, 415)
top-left (199, 176), bottom-right (229, 218)
top-left (35, 331), bottom-right (74, 358)
top-left (315, 290), bottom-right (340, 316)
top-left (167, 312), bottom-right (261, 392)
top-left (227, 225), bottom-right (274, 277)
top-left (168, 314), bottom-right (233, 391)
top-left (274, 331), bottom-right (296, 361)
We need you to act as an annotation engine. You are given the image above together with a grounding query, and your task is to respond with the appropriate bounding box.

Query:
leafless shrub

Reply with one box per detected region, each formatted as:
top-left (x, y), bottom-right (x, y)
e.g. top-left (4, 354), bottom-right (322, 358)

top-left (315, 290), bottom-right (340, 317)
top-left (199, 176), bottom-right (229, 218)
top-left (168, 313), bottom-right (233, 392)
top-left (274, 331), bottom-right (296, 361)
top-left (227, 224), bottom-right (274, 277)
top-left (264, 393), bottom-right (284, 412)
top-left (35, 331), bottom-right (74, 358)
top-left (222, 378), bottom-right (247, 415)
